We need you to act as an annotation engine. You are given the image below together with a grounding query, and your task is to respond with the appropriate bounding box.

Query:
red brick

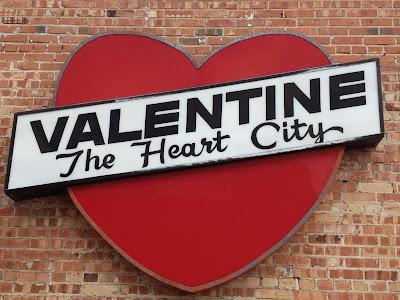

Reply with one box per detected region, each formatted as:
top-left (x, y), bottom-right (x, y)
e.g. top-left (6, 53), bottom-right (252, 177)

top-left (298, 19), bottom-right (328, 26)
top-left (49, 284), bottom-right (81, 294)
top-left (319, 27), bottom-right (348, 35)
top-left (318, 280), bottom-right (334, 290)
top-left (330, 19), bottom-right (361, 26)
top-left (53, 262), bottom-right (86, 272)
top-left (330, 269), bottom-right (364, 279)
top-left (365, 294), bottom-right (399, 300)
top-left (0, 283), bottom-right (13, 293)
top-left (346, 258), bottom-right (379, 268)
top-left (362, 247), bottom-right (396, 257)
top-left (325, 246), bottom-right (359, 256)
top-left (317, 9), bottom-right (346, 17)
top-left (238, 2), bottom-right (268, 9)
top-left (149, 1), bottom-right (179, 9)
top-left (255, 289), bottom-right (288, 299)
top-left (3, 0), bottom-right (31, 7)
top-left (254, 10), bottom-right (284, 18)
top-left (389, 282), bottom-right (400, 292)
top-left (293, 291), bottom-right (327, 300)
top-left (206, 19), bottom-right (236, 27)
top-left (0, 2), bottom-right (398, 299)
top-left (336, 281), bottom-right (352, 291)
top-left (344, 236), bottom-right (378, 245)
top-left (300, 1), bottom-right (330, 8)
top-left (365, 271), bottom-right (398, 281)
top-left (275, 256), bottom-right (308, 266)
top-left (14, 250), bottom-right (46, 260)
top-left (378, 9), bottom-right (400, 17)
top-left (194, 10), bottom-right (224, 18)
top-left (348, 9), bottom-right (377, 17)
top-left (269, 1), bottom-right (298, 9)
top-left (293, 268), bottom-right (327, 278)
top-left (61, 0), bottom-right (90, 7)
top-left (328, 293), bottom-right (363, 300)
top-left (180, 1), bottom-right (208, 9)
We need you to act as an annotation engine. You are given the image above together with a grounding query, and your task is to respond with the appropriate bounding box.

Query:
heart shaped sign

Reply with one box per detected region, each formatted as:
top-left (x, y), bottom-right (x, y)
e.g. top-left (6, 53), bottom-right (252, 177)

top-left (54, 32), bottom-right (344, 291)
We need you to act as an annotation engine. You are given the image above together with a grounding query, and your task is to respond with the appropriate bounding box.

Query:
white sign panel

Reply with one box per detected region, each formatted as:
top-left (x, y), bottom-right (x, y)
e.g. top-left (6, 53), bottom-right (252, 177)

top-left (5, 59), bottom-right (383, 200)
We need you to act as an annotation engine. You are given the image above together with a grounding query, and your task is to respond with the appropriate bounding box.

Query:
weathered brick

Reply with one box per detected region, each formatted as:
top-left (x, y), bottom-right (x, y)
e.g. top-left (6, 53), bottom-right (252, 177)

top-left (293, 291), bottom-right (327, 300)
top-left (256, 289), bottom-right (290, 299)
top-left (358, 183), bottom-right (393, 192)
top-left (0, 2), bottom-right (398, 300)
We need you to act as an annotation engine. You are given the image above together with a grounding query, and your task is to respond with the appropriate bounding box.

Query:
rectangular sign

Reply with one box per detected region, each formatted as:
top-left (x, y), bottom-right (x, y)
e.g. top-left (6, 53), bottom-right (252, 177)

top-left (5, 59), bottom-right (383, 200)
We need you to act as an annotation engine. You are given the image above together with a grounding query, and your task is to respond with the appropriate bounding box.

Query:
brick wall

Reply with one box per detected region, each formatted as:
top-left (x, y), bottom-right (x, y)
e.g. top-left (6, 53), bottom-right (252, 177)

top-left (0, 0), bottom-right (399, 299)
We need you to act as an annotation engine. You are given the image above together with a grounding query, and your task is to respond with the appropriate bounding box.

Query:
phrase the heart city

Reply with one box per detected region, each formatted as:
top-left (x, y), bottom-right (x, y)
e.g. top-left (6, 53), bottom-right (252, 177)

top-left (5, 59), bottom-right (383, 200)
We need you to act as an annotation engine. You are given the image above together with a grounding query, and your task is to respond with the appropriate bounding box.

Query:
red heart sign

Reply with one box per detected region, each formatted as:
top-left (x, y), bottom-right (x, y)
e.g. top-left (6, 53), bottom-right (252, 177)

top-left (55, 32), bottom-right (343, 292)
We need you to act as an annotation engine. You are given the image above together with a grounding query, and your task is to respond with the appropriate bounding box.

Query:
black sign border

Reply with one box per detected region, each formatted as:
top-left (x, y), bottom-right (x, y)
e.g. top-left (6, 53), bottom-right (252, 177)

top-left (5, 58), bottom-right (384, 201)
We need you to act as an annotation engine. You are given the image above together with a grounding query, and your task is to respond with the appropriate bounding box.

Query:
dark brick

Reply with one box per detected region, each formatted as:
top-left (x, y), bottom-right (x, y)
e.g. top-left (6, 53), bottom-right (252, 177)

top-left (180, 37), bottom-right (205, 45)
top-left (36, 26), bottom-right (46, 33)
top-left (2, 17), bottom-right (28, 24)
top-left (196, 28), bottom-right (223, 36)
top-left (367, 28), bottom-right (379, 35)
top-left (84, 273), bottom-right (98, 282)
top-left (107, 10), bottom-right (116, 17)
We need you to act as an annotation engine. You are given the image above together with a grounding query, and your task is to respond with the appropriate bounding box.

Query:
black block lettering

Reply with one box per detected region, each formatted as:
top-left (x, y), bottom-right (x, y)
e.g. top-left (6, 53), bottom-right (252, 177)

top-left (108, 109), bottom-right (142, 144)
top-left (330, 71), bottom-right (366, 110)
top-left (66, 113), bottom-right (105, 149)
top-left (145, 101), bottom-right (179, 138)
top-left (31, 117), bottom-right (68, 153)
top-left (266, 86), bottom-right (276, 121)
top-left (186, 94), bottom-right (222, 133)
top-left (226, 87), bottom-right (262, 125)
top-left (284, 79), bottom-right (321, 118)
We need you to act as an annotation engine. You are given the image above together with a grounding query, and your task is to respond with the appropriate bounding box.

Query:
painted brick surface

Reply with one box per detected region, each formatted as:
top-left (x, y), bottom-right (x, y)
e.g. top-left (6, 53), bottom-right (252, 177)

top-left (0, 0), bottom-right (399, 299)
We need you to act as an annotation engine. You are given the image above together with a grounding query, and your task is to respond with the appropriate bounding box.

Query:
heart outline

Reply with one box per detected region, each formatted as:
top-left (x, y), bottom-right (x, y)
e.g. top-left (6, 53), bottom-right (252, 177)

top-left (55, 31), bottom-right (343, 292)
